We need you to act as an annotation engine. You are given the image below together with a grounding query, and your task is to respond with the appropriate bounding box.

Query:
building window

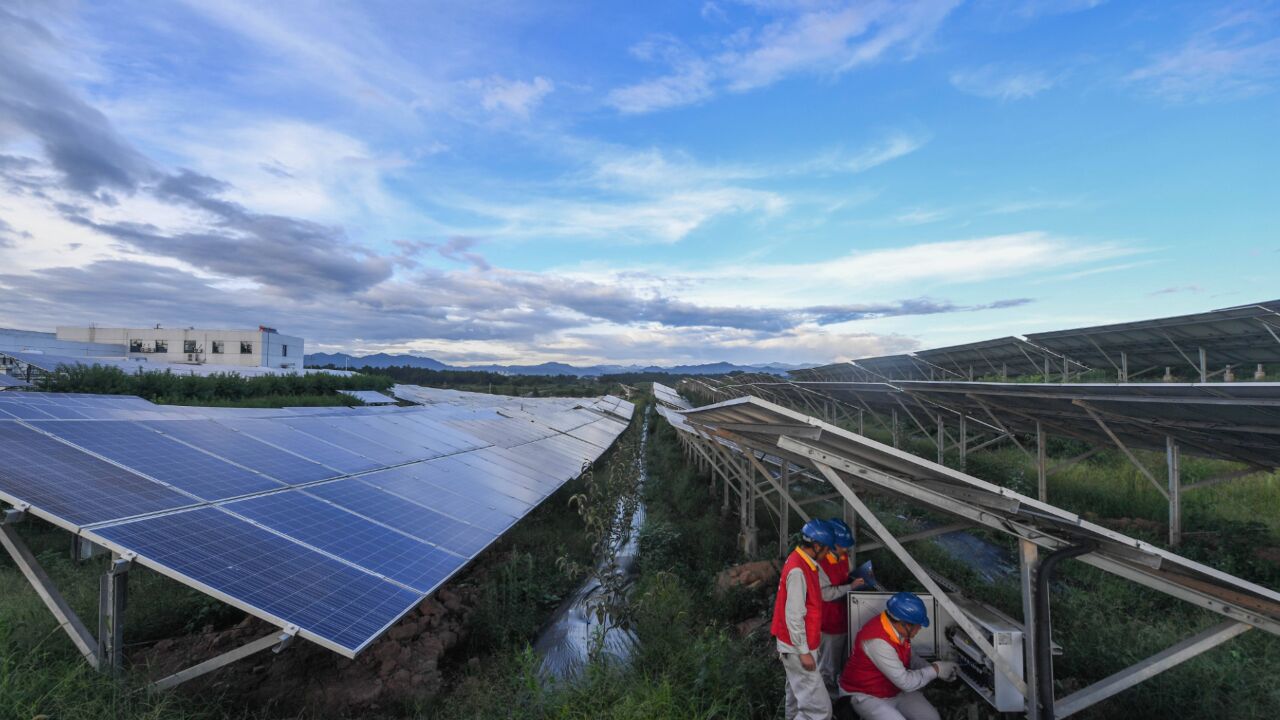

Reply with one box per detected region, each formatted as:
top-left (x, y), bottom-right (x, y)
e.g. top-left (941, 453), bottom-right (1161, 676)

top-left (183, 340), bottom-right (198, 354)
top-left (240, 341), bottom-right (253, 354)
top-left (154, 340), bottom-right (168, 353)
top-left (129, 340), bottom-right (144, 353)
top-left (211, 341), bottom-right (223, 354)
top-left (282, 344), bottom-right (288, 357)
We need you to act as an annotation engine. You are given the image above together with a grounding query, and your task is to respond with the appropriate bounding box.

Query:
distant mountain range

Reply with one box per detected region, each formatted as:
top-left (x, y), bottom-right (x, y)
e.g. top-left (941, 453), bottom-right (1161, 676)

top-left (305, 352), bottom-right (806, 377)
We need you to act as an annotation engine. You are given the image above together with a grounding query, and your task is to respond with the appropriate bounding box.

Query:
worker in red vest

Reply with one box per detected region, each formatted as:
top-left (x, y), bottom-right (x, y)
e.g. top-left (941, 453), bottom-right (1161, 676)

top-left (816, 518), bottom-right (867, 695)
top-left (837, 592), bottom-right (957, 720)
top-left (772, 519), bottom-right (837, 720)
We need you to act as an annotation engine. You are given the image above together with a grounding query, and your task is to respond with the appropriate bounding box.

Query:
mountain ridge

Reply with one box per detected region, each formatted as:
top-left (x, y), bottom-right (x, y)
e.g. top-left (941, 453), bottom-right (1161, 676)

top-left (305, 352), bottom-right (805, 376)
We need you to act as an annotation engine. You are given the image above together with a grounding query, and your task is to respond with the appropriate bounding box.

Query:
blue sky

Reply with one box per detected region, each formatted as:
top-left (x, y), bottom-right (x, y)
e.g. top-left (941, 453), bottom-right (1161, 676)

top-left (1, 1), bottom-right (1277, 366)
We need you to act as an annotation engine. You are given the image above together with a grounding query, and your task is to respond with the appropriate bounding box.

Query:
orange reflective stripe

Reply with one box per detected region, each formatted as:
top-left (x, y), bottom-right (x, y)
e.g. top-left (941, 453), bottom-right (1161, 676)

top-left (795, 546), bottom-right (818, 571)
top-left (879, 611), bottom-right (903, 645)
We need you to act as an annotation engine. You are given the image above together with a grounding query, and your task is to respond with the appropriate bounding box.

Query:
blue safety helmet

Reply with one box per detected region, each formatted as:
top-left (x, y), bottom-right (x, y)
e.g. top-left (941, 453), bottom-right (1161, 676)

top-left (800, 519), bottom-right (835, 548)
top-left (827, 518), bottom-right (854, 549)
top-left (885, 591), bottom-right (930, 627)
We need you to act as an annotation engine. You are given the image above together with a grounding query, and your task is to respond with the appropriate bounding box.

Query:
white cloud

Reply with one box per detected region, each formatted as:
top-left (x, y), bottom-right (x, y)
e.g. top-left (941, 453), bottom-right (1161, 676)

top-left (1127, 9), bottom-right (1280, 102)
top-left (950, 65), bottom-right (1055, 100)
top-left (474, 76), bottom-right (555, 118)
top-left (608, 1), bottom-right (961, 114)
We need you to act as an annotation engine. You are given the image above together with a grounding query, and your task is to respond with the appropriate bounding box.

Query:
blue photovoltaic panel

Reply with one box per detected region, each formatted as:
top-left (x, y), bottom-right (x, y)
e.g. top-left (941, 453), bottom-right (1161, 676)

top-left (90, 507), bottom-right (420, 654)
top-left (225, 491), bottom-right (465, 593)
top-left (360, 463), bottom-right (526, 527)
top-left (0, 423), bottom-right (192, 526)
top-left (30, 420), bottom-right (283, 500)
top-left (328, 417), bottom-right (458, 461)
top-left (215, 419), bottom-right (381, 475)
top-left (306, 480), bottom-right (497, 558)
top-left (0, 401), bottom-right (56, 420)
top-left (446, 453), bottom-right (547, 505)
top-left (143, 421), bottom-right (337, 484)
top-left (282, 418), bottom-right (409, 466)
top-left (453, 449), bottom-right (553, 495)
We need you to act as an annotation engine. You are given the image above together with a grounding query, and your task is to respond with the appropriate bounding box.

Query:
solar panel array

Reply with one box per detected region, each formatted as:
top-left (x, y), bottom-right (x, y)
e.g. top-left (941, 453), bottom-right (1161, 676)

top-left (0, 387), bottom-right (633, 657)
top-left (792, 300), bottom-right (1280, 381)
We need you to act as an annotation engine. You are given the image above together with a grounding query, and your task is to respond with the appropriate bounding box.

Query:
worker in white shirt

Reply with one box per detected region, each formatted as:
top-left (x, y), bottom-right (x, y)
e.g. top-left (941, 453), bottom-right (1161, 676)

top-left (771, 519), bottom-right (837, 720)
top-left (837, 592), bottom-right (957, 720)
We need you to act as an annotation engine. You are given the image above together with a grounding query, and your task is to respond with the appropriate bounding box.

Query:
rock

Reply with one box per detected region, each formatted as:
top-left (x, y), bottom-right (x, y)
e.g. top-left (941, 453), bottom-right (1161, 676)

top-left (715, 559), bottom-right (780, 593)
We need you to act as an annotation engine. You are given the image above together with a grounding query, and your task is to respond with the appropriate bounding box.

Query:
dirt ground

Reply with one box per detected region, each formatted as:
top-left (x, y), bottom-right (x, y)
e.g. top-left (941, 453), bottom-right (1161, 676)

top-left (135, 580), bottom-right (483, 716)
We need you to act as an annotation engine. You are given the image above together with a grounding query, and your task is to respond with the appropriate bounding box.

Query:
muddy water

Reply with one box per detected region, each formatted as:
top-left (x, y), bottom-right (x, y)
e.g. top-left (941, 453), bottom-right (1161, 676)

top-left (534, 408), bottom-right (649, 679)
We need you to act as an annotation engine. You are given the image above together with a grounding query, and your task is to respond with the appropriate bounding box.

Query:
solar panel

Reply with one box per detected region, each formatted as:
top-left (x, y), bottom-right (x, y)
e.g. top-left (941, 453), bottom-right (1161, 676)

top-left (278, 417), bottom-right (406, 466)
top-left (89, 508), bottom-right (420, 655)
top-left (215, 419), bottom-right (382, 475)
top-left (305, 480), bottom-right (497, 558)
top-left (143, 420), bottom-right (337, 484)
top-left (223, 491), bottom-right (466, 594)
top-left (356, 463), bottom-right (526, 527)
top-left (0, 423), bottom-right (192, 526)
top-left (29, 420), bottom-right (284, 500)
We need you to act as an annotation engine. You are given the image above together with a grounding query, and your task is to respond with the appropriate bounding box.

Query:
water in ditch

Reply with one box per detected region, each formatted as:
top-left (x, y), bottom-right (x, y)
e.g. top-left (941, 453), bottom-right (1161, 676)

top-left (533, 407), bottom-right (649, 679)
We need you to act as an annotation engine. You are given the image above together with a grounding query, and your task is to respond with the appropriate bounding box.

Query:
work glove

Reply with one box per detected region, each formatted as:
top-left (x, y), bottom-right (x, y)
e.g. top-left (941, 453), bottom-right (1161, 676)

top-left (933, 661), bottom-right (958, 682)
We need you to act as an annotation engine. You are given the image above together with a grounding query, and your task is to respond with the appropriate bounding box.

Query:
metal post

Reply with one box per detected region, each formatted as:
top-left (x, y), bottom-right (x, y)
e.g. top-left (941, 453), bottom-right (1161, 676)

top-left (99, 553), bottom-right (131, 673)
top-left (1061, 356), bottom-right (1068, 383)
top-left (890, 408), bottom-right (900, 448)
top-left (780, 462), bottom-right (791, 559)
top-left (1167, 437), bottom-right (1181, 547)
top-left (959, 414), bottom-right (968, 470)
top-left (936, 415), bottom-right (945, 465)
top-left (1198, 347), bottom-right (1207, 383)
top-left (1036, 421), bottom-right (1048, 502)
top-left (1120, 351), bottom-right (1129, 382)
top-left (1020, 540), bottom-right (1042, 720)
top-left (857, 409), bottom-right (865, 436)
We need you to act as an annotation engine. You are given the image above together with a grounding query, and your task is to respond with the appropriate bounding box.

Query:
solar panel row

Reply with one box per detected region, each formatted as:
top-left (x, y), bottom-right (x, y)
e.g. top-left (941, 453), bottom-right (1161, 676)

top-left (0, 386), bottom-right (634, 656)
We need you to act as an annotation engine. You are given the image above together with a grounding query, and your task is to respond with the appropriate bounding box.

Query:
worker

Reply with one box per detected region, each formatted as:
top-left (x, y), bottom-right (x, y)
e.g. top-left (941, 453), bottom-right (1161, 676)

top-left (837, 592), bottom-right (958, 720)
top-left (816, 517), bottom-right (867, 695)
top-left (772, 519), bottom-right (836, 720)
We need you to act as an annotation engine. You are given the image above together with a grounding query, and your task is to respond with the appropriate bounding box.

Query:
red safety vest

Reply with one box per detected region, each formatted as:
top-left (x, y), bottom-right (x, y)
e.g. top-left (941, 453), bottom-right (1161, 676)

top-left (818, 551), bottom-right (851, 635)
top-left (770, 547), bottom-right (823, 652)
top-left (839, 612), bottom-right (913, 698)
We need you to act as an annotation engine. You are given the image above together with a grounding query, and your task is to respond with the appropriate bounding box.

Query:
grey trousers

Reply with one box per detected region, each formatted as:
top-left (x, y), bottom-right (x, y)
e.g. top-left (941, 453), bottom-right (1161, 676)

top-left (818, 632), bottom-right (847, 694)
top-left (847, 690), bottom-right (940, 720)
top-left (780, 651), bottom-right (833, 720)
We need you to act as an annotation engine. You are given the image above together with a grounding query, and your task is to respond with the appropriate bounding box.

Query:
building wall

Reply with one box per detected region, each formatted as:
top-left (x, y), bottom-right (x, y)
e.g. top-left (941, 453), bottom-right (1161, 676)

top-left (55, 327), bottom-right (304, 369)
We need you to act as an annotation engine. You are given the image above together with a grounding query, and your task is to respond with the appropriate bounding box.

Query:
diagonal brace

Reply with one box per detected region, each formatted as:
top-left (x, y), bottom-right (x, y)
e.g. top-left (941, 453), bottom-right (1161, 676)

top-left (1, 521), bottom-right (100, 669)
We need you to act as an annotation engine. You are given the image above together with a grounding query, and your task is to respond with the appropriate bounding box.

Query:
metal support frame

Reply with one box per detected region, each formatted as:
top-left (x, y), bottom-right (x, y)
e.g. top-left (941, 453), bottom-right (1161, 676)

top-left (99, 551), bottom-right (133, 673)
top-left (0, 518), bottom-right (101, 670)
top-left (1079, 404), bottom-right (1168, 499)
top-left (1166, 437), bottom-right (1181, 547)
top-left (1036, 422), bottom-right (1048, 502)
top-left (812, 462), bottom-right (1029, 698)
top-left (958, 414), bottom-right (968, 470)
top-left (152, 626), bottom-right (297, 691)
top-left (1054, 621), bottom-right (1249, 718)
top-left (1020, 540), bottom-right (1041, 720)
top-left (780, 462), bottom-right (791, 559)
top-left (855, 522), bottom-right (971, 552)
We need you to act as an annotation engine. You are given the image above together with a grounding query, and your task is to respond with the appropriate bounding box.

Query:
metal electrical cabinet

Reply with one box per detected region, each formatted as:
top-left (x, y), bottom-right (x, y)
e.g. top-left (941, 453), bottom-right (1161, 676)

top-left (847, 592), bottom-right (1044, 713)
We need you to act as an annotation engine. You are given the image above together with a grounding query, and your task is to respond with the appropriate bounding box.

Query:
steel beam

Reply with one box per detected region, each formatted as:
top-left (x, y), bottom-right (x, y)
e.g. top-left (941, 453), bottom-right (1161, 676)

top-left (1020, 540), bottom-right (1041, 720)
top-left (152, 628), bottom-right (296, 691)
top-left (1054, 621), bottom-right (1249, 718)
top-left (1167, 437), bottom-right (1181, 547)
top-left (0, 522), bottom-right (100, 669)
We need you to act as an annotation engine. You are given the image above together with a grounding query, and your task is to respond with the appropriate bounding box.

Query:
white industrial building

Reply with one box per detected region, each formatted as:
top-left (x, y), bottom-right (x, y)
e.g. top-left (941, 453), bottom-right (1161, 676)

top-left (55, 325), bottom-right (303, 370)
